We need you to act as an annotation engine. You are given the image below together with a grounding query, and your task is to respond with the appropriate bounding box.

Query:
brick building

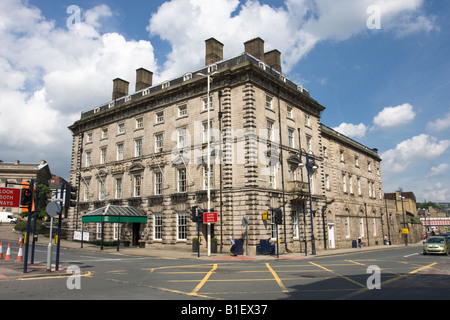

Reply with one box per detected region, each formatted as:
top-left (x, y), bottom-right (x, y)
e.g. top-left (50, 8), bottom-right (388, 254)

top-left (68, 37), bottom-right (385, 253)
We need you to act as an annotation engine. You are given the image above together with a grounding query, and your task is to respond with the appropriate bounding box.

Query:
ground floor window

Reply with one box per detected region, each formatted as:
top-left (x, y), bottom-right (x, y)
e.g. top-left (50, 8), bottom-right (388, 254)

top-left (96, 223), bottom-right (102, 240)
top-left (271, 211), bottom-right (277, 239)
top-left (177, 212), bottom-right (187, 240)
top-left (345, 216), bottom-right (350, 238)
top-left (372, 218), bottom-right (377, 237)
top-left (359, 217), bottom-right (365, 237)
top-left (154, 213), bottom-right (163, 241)
top-left (292, 211), bottom-right (299, 239)
top-left (113, 223), bottom-right (119, 240)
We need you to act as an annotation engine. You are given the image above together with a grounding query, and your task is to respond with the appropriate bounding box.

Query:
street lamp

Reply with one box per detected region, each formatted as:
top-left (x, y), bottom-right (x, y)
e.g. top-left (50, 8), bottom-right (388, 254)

top-left (299, 148), bottom-right (317, 255)
top-left (197, 71), bottom-right (218, 257)
top-left (399, 188), bottom-right (408, 246)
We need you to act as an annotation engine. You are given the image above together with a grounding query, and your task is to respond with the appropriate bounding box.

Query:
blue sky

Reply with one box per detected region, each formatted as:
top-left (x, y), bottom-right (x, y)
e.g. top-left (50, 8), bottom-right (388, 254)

top-left (0, 0), bottom-right (449, 202)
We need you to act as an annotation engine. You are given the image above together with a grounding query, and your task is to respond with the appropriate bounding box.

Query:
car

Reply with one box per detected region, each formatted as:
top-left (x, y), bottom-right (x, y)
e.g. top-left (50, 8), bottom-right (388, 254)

top-left (423, 236), bottom-right (450, 255)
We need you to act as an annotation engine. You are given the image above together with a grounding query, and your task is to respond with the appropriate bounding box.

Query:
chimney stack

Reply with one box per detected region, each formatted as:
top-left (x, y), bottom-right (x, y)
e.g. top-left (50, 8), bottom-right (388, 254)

top-left (205, 38), bottom-right (224, 66)
top-left (264, 49), bottom-right (282, 73)
top-left (244, 37), bottom-right (265, 61)
top-left (135, 68), bottom-right (153, 92)
top-left (112, 78), bottom-right (129, 100)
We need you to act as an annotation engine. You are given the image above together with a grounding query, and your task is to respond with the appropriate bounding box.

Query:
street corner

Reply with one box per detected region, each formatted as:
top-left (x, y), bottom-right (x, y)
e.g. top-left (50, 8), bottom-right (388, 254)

top-left (0, 260), bottom-right (70, 280)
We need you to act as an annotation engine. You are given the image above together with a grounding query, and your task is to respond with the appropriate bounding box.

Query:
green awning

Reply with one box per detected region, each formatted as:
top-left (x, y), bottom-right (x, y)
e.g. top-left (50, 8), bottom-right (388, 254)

top-left (81, 205), bottom-right (147, 223)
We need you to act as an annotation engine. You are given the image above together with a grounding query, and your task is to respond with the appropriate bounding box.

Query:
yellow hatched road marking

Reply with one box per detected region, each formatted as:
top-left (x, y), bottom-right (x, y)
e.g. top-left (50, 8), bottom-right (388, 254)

top-left (337, 262), bottom-right (438, 300)
top-left (309, 261), bottom-right (366, 288)
top-left (190, 264), bottom-right (217, 295)
top-left (266, 263), bottom-right (289, 293)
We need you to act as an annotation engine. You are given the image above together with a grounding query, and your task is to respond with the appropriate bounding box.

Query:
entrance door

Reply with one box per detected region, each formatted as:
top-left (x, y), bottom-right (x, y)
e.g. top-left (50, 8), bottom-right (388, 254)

top-left (132, 223), bottom-right (140, 246)
top-left (328, 223), bottom-right (335, 249)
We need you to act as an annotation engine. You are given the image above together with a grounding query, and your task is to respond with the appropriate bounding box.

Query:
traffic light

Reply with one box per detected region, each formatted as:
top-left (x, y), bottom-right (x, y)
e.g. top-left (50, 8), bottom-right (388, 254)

top-left (20, 188), bottom-right (33, 206)
top-left (274, 208), bottom-right (283, 225)
top-left (64, 183), bottom-right (78, 208)
top-left (197, 208), bottom-right (204, 224)
top-left (20, 180), bottom-right (35, 213)
top-left (191, 206), bottom-right (198, 222)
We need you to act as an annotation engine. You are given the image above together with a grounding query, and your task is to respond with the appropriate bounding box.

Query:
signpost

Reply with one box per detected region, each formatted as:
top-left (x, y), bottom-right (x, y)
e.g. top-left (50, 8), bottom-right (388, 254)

top-left (46, 201), bottom-right (61, 272)
top-left (203, 212), bottom-right (218, 224)
top-left (0, 187), bottom-right (21, 208)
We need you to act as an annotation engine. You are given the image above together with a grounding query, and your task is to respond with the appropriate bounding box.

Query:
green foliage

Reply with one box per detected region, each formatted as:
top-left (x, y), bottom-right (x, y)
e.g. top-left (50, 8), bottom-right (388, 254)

top-left (417, 201), bottom-right (443, 211)
top-left (37, 184), bottom-right (51, 219)
top-left (14, 219), bottom-right (46, 234)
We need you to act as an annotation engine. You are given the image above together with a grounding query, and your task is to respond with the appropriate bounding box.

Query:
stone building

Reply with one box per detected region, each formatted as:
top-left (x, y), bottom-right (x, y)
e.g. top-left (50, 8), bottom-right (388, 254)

top-left (320, 125), bottom-right (384, 249)
top-left (0, 160), bottom-right (52, 218)
top-left (68, 37), bottom-right (385, 253)
top-left (384, 190), bottom-right (423, 244)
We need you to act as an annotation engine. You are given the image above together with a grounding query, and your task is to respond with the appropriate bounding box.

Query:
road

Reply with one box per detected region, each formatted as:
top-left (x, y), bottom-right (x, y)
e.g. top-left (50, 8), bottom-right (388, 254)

top-left (0, 242), bottom-right (448, 304)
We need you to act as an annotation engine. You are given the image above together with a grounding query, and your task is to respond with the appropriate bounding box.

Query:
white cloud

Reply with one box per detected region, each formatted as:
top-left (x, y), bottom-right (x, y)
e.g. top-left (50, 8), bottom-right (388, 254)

top-left (387, 13), bottom-right (438, 37)
top-left (147, 0), bottom-right (436, 75)
top-left (422, 182), bottom-right (450, 203)
top-left (0, 1), bottom-right (158, 176)
top-left (373, 103), bottom-right (416, 129)
top-left (333, 123), bottom-right (367, 138)
top-left (427, 109), bottom-right (450, 132)
top-left (0, 0), bottom-right (438, 178)
top-left (381, 134), bottom-right (450, 173)
top-left (426, 163), bottom-right (450, 178)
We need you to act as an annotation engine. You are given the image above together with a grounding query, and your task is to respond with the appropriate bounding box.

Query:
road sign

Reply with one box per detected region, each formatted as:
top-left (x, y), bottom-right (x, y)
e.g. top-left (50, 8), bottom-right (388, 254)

top-left (0, 187), bottom-right (21, 208)
top-left (46, 201), bottom-right (62, 217)
top-left (203, 212), bottom-right (218, 223)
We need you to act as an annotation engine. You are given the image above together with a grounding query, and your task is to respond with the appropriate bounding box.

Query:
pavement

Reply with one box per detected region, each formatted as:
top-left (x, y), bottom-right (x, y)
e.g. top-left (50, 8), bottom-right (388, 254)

top-left (0, 224), bottom-right (422, 280)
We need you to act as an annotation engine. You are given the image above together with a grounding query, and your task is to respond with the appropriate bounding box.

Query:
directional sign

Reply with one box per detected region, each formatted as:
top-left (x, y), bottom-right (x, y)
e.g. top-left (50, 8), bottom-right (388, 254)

top-left (203, 212), bottom-right (218, 224)
top-left (0, 187), bottom-right (21, 208)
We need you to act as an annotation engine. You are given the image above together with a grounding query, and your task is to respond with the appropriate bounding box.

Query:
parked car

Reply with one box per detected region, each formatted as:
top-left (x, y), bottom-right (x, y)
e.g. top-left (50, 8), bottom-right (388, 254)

top-left (0, 212), bottom-right (17, 224)
top-left (423, 236), bottom-right (449, 255)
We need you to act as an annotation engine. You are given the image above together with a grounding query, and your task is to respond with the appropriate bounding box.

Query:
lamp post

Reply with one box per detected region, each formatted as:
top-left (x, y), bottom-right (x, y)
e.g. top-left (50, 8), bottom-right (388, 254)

top-left (197, 71), bottom-right (218, 257)
top-left (299, 148), bottom-right (317, 255)
top-left (399, 188), bottom-right (408, 246)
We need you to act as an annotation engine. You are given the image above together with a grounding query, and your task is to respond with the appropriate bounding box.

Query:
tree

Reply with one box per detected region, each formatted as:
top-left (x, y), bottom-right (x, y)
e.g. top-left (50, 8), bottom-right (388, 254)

top-left (417, 201), bottom-right (443, 211)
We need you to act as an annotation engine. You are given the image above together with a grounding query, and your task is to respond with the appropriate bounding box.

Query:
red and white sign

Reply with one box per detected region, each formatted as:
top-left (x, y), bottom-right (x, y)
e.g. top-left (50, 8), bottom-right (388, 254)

top-left (203, 212), bottom-right (218, 224)
top-left (0, 187), bottom-right (21, 208)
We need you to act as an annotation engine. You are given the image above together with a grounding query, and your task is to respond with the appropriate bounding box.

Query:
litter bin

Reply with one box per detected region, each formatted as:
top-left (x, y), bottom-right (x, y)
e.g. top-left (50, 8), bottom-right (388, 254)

top-left (259, 239), bottom-right (271, 255)
top-left (352, 240), bottom-right (357, 248)
top-left (235, 239), bottom-right (244, 255)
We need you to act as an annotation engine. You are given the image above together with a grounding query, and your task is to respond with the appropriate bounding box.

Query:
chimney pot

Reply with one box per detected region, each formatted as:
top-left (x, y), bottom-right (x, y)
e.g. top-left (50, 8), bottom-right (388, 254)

top-left (205, 38), bottom-right (224, 66)
top-left (244, 37), bottom-right (265, 61)
top-left (264, 49), bottom-right (282, 73)
top-left (112, 78), bottom-right (129, 100)
top-left (135, 68), bottom-right (153, 92)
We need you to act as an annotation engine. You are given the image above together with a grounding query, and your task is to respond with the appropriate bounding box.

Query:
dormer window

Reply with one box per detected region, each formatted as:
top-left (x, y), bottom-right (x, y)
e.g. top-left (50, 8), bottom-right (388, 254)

top-left (162, 81), bottom-right (170, 89)
top-left (183, 73), bottom-right (192, 81)
top-left (208, 64), bottom-right (217, 73)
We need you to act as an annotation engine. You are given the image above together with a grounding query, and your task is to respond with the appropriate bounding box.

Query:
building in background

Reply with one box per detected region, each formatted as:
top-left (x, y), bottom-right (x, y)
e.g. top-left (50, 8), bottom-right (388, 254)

top-left (68, 37), bottom-right (386, 252)
top-left (0, 160), bottom-right (52, 219)
top-left (384, 190), bottom-right (423, 244)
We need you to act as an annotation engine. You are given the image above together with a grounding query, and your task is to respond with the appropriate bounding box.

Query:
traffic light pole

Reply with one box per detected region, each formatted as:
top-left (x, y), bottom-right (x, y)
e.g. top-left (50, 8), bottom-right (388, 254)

top-left (276, 221), bottom-right (279, 259)
top-left (55, 183), bottom-right (64, 271)
top-left (23, 179), bottom-right (34, 273)
top-left (197, 215), bottom-right (200, 258)
top-left (30, 185), bottom-right (39, 264)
